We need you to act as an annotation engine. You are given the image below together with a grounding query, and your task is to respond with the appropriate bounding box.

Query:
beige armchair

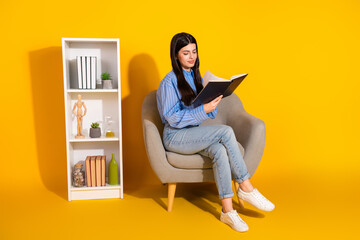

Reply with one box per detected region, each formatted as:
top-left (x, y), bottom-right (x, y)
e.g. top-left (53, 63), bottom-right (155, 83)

top-left (141, 90), bottom-right (266, 211)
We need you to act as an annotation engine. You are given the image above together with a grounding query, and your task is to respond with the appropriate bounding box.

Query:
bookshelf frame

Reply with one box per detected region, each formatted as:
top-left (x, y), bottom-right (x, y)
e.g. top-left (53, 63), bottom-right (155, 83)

top-left (62, 38), bottom-right (123, 201)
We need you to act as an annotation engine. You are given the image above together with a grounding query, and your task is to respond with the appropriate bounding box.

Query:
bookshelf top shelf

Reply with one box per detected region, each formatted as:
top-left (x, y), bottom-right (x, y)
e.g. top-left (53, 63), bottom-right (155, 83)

top-left (62, 38), bottom-right (119, 43)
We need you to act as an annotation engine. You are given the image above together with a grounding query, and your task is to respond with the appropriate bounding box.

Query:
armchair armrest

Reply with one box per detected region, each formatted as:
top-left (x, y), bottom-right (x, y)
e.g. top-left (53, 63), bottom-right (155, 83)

top-left (142, 119), bottom-right (173, 183)
top-left (227, 110), bottom-right (266, 177)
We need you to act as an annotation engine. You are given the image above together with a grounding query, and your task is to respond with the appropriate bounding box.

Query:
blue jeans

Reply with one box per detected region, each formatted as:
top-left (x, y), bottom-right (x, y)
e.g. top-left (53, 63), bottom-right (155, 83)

top-left (163, 124), bottom-right (250, 199)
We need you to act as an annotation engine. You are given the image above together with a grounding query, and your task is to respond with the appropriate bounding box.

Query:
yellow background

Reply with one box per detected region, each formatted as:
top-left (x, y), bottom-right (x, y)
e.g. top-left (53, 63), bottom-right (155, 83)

top-left (1, 0), bottom-right (359, 239)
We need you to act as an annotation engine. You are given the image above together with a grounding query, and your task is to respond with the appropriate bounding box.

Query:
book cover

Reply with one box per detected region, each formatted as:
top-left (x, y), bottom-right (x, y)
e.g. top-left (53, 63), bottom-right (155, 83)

top-left (85, 156), bottom-right (91, 187)
top-left (96, 56), bottom-right (101, 86)
top-left (81, 56), bottom-right (87, 89)
top-left (91, 56), bottom-right (96, 89)
top-left (90, 156), bottom-right (96, 187)
top-left (101, 155), bottom-right (106, 186)
top-left (86, 56), bottom-right (91, 89)
top-left (96, 155), bottom-right (101, 187)
top-left (223, 73), bottom-right (248, 97)
top-left (192, 70), bottom-right (247, 107)
top-left (76, 56), bottom-right (83, 89)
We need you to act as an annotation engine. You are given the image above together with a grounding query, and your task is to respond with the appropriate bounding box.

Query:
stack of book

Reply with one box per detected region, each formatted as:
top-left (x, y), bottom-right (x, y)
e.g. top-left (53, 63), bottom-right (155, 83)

top-left (85, 155), bottom-right (106, 187)
top-left (76, 56), bottom-right (97, 89)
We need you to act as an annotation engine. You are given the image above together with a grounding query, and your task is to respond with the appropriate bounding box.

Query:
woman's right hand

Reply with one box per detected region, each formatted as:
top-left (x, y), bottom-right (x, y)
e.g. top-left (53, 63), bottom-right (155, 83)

top-left (204, 95), bottom-right (223, 113)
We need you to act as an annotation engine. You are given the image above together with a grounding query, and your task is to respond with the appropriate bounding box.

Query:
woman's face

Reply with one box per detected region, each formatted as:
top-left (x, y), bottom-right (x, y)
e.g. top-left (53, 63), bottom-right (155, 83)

top-left (177, 43), bottom-right (197, 71)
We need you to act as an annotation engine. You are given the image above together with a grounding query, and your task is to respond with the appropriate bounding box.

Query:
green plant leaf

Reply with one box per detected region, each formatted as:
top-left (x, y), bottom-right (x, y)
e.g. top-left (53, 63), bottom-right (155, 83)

top-left (101, 72), bottom-right (112, 80)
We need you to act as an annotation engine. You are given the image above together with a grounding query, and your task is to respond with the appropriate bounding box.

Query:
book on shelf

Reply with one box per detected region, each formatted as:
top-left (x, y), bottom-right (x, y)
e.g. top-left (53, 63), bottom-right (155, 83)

top-left (84, 155), bottom-right (107, 187)
top-left (76, 55), bottom-right (98, 89)
top-left (86, 56), bottom-right (91, 89)
top-left (101, 155), bottom-right (106, 186)
top-left (96, 156), bottom-right (101, 187)
top-left (76, 56), bottom-right (83, 89)
top-left (91, 56), bottom-right (97, 89)
top-left (90, 156), bottom-right (96, 187)
top-left (85, 156), bottom-right (91, 187)
top-left (192, 70), bottom-right (248, 107)
top-left (81, 56), bottom-right (87, 89)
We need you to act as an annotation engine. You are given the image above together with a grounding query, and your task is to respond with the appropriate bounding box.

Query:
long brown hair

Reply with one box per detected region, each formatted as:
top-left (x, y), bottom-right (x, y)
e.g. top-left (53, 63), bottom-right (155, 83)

top-left (170, 32), bottom-right (203, 106)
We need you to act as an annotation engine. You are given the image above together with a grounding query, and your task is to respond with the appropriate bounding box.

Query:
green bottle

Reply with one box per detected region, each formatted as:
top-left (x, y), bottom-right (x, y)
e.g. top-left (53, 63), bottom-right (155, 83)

top-left (108, 153), bottom-right (119, 185)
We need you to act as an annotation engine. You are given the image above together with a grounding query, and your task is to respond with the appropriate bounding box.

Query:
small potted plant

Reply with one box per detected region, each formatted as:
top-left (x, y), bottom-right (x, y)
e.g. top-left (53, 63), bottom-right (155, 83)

top-left (101, 72), bottom-right (112, 89)
top-left (89, 122), bottom-right (101, 138)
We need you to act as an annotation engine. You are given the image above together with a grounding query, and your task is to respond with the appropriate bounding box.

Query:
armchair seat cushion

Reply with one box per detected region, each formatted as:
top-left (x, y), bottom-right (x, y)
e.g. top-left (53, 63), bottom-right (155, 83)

top-left (166, 142), bottom-right (245, 169)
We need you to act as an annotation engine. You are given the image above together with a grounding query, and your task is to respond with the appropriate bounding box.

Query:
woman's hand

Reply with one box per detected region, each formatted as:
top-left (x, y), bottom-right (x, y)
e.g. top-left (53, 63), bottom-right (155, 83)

top-left (204, 95), bottom-right (223, 113)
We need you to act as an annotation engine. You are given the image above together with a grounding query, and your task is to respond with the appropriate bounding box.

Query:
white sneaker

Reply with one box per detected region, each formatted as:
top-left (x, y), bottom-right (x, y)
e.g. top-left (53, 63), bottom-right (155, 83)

top-left (220, 209), bottom-right (249, 232)
top-left (237, 188), bottom-right (275, 211)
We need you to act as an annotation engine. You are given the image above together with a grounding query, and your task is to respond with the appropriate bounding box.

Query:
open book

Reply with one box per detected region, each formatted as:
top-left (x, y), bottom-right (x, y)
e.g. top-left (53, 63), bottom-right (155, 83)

top-left (192, 70), bottom-right (248, 107)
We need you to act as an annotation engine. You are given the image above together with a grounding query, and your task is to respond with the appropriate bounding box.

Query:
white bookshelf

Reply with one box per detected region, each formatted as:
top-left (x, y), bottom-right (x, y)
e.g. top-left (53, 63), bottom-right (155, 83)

top-left (62, 38), bottom-right (123, 201)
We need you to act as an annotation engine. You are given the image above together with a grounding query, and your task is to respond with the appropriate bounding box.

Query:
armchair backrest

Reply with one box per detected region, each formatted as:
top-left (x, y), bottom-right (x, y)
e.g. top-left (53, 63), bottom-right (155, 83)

top-left (142, 90), bottom-right (164, 136)
top-left (202, 93), bottom-right (245, 126)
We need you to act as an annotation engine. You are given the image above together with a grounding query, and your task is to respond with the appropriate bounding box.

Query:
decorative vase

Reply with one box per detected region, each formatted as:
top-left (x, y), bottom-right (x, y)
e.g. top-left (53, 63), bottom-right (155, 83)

top-left (108, 153), bottom-right (119, 185)
top-left (102, 80), bottom-right (113, 89)
top-left (89, 127), bottom-right (101, 138)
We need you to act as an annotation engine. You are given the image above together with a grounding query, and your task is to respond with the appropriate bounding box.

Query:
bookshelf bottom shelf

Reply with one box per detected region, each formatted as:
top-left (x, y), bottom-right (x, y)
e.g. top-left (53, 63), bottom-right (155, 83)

top-left (69, 185), bottom-right (122, 200)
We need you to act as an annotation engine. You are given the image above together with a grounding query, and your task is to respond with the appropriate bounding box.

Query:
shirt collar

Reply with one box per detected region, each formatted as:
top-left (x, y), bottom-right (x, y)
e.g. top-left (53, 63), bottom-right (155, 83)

top-left (182, 68), bottom-right (194, 78)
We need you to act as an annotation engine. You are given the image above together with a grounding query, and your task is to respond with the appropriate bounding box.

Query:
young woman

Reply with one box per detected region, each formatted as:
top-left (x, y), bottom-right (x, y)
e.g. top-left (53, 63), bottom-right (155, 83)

top-left (156, 32), bottom-right (275, 232)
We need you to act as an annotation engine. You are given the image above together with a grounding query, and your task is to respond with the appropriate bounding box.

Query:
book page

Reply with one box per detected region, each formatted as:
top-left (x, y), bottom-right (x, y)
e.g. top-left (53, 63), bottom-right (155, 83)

top-left (203, 70), bottom-right (228, 85)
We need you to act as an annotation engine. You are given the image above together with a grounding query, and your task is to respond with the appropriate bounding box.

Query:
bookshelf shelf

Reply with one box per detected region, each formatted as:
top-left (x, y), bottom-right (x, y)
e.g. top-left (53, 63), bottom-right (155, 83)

top-left (67, 89), bottom-right (118, 93)
top-left (70, 183), bottom-right (121, 191)
top-left (62, 38), bottom-right (123, 201)
top-left (69, 136), bottom-right (120, 143)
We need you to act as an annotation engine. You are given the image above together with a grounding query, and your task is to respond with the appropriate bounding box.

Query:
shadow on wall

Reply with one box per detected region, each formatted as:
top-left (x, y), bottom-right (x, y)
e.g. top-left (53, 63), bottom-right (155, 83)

top-left (122, 53), bottom-right (162, 191)
top-left (29, 47), bottom-right (67, 200)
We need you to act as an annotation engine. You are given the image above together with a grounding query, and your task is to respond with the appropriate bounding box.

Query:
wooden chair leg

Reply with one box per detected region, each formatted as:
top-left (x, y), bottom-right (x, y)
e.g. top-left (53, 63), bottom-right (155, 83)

top-left (168, 183), bottom-right (176, 212)
top-left (233, 181), bottom-right (245, 208)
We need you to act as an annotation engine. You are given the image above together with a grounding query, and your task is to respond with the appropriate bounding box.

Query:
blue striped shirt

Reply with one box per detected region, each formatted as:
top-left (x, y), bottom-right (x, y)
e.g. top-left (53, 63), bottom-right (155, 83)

top-left (156, 69), bottom-right (217, 128)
